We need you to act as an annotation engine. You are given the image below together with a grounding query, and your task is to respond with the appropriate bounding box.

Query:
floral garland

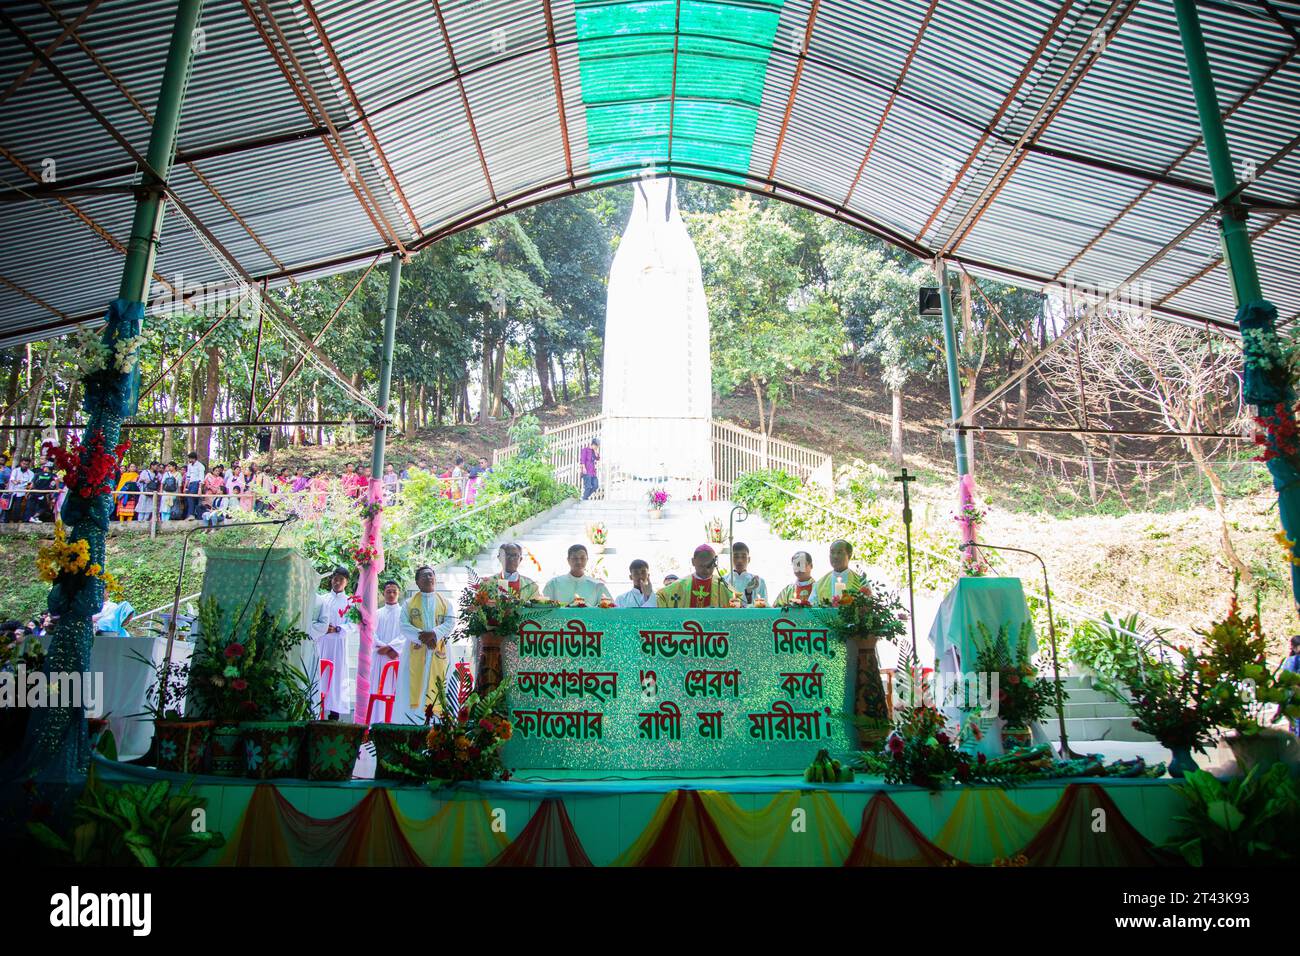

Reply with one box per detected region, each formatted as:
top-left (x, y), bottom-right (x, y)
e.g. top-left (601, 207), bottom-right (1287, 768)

top-left (44, 429), bottom-right (129, 499)
top-left (36, 520), bottom-right (123, 601)
top-left (358, 500), bottom-right (384, 522)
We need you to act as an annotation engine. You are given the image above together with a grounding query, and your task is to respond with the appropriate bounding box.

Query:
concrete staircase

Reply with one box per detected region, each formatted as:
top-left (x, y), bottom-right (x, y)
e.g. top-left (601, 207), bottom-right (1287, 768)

top-left (437, 497), bottom-right (825, 599)
top-left (1038, 674), bottom-right (1154, 743)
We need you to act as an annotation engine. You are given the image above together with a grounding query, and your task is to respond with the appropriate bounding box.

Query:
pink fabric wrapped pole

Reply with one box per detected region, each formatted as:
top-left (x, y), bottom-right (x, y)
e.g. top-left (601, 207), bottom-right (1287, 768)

top-left (351, 478), bottom-right (385, 725)
top-left (957, 473), bottom-right (978, 550)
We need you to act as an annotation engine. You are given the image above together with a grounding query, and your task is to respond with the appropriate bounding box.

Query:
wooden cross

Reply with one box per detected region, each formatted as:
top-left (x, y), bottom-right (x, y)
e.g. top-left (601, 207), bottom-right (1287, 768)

top-left (894, 467), bottom-right (917, 526)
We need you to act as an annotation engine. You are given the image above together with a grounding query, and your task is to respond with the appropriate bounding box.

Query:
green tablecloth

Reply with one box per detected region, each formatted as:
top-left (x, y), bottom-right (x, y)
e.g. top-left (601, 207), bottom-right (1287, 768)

top-left (928, 577), bottom-right (1036, 675)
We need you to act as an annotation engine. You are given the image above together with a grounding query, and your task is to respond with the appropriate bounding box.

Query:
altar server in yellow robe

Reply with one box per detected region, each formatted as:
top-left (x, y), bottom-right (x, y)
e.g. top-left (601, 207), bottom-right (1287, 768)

top-left (483, 542), bottom-right (540, 600)
top-left (543, 544), bottom-right (612, 605)
top-left (399, 565), bottom-right (456, 720)
top-left (774, 551), bottom-right (817, 605)
top-left (657, 545), bottom-right (738, 608)
top-left (814, 539), bottom-right (868, 605)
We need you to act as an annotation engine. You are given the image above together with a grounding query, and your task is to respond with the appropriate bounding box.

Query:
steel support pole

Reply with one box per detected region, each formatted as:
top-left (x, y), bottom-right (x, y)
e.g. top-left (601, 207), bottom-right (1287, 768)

top-left (370, 254), bottom-right (401, 475)
top-left (936, 259), bottom-right (969, 477)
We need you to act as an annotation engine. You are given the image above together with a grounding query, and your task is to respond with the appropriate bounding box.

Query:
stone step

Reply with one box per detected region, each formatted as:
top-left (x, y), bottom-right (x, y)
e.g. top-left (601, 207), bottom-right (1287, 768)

top-left (1038, 716), bottom-right (1153, 742)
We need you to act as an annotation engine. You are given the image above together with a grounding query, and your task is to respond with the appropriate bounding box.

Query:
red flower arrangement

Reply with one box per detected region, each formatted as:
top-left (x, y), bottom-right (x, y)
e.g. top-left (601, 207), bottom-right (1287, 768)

top-left (339, 594), bottom-right (364, 626)
top-left (1253, 402), bottom-right (1300, 465)
top-left (44, 429), bottom-right (129, 498)
top-left (351, 544), bottom-right (379, 567)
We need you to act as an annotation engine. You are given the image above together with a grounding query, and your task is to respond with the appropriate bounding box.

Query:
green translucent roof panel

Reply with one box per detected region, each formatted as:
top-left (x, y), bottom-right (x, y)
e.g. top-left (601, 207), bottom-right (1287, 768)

top-left (575, 0), bottom-right (785, 183)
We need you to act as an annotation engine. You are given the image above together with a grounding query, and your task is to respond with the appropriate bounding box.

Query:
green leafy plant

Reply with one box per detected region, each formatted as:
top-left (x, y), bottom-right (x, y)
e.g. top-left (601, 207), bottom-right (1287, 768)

top-left (1066, 612), bottom-right (1162, 700)
top-left (1167, 765), bottom-right (1300, 866)
top-left (27, 768), bottom-right (225, 866)
top-left (378, 677), bottom-right (514, 786)
top-left (186, 598), bottom-right (311, 722)
top-left (972, 621), bottom-right (1059, 729)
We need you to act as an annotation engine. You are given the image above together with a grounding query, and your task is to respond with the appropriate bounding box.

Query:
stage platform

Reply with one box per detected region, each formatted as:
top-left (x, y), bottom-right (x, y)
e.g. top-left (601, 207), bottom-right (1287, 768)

top-left (95, 756), bottom-right (1185, 867)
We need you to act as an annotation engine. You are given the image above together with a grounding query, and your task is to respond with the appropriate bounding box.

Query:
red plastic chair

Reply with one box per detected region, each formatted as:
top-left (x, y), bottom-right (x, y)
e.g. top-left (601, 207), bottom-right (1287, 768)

top-left (365, 659), bottom-right (400, 725)
top-left (319, 658), bottom-right (334, 719)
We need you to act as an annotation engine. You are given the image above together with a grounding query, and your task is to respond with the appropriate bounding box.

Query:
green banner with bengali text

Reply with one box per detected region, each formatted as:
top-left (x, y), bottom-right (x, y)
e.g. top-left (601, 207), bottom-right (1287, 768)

top-left (500, 607), bottom-right (854, 772)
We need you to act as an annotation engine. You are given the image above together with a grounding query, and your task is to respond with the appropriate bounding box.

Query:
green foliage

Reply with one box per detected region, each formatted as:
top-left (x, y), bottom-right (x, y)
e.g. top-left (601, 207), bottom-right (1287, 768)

top-left (186, 598), bottom-right (311, 722)
top-left (972, 621), bottom-right (1059, 728)
top-left (1167, 765), bottom-right (1300, 866)
top-left (27, 768), bottom-right (224, 866)
top-left (1066, 612), bottom-right (1161, 700)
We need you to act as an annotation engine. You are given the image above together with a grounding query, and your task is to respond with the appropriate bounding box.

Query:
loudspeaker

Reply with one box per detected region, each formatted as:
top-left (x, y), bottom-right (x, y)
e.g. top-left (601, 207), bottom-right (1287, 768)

top-left (918, 286), bottom-right (942, 316)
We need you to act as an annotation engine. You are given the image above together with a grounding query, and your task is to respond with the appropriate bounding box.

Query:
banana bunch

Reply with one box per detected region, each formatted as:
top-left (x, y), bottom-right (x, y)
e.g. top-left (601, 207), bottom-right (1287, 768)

top-left (803, 748), bottom-right (854, 784)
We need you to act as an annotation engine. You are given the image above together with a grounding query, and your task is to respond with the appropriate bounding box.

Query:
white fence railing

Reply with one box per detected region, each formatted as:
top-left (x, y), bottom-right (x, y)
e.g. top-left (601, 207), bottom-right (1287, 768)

top-left (493, 414), bottom-right (832, 500)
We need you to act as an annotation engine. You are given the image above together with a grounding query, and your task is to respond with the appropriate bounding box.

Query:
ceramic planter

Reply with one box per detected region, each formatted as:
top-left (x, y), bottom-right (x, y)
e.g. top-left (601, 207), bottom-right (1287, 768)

top-left (153, 719), bottom-right (213, 774)
top-left (305, 719), bottom-right (366, 782)
top-left (240, 721), bottom-right (306, 779)
top-left (370, 723), bottom-right (430, 780)
top-left (1225, 728), bottom-right (1298, 775)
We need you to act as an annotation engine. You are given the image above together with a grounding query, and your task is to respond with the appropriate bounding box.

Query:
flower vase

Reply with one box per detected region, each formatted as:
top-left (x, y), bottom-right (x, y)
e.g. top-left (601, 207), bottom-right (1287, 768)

top-left (153, 718), bottom-right (213, 773)
top-left (648, 508), bottom-right (663, 520)
top-left (207, 722), bottom-right (245, 776)
top-left (240, 721), bottom-right (305, 780)
top-left (477, 632), bottom-right (503, 695)
top-left (1000, 725), bottom-right (1032, 752)
top-left (305, 719), bottom-right (366, 781)
top-left (371, 723), bottom-right (432, 780)
top-left (852, 634), bottom-right (891, 749)
top-left (1166, 743), bottom-right (1198, 778)
top-left (590, 543), bottom-right (605, 556)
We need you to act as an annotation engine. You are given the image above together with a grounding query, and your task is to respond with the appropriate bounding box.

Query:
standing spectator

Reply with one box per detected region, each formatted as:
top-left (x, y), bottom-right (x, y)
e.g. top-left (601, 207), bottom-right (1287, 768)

top-left (239, 464), bottom-right (256, 511)
top-left (0, 457), bottom-right (11, 519)
top-left (451, 456), bottom-right (467, 504)
top-left (580, 437), bottom-right (600, 500)
top-left (1281, 635), bottom-right (1300, 738)
top-left (309, 470), bottom-right (330, 513)
top-left (159, 462), bottom-right (179, 521)
top-left (225, 465), bottom-right (246, 512)
top-left (181, 452), bottom-right (205, 520)
top-left (382, 462), bottom-right (400, 505)
top-left (27, 462), bottom-right (56, 522)
top-left (4, 456), bottom-right (34, 523)
top-left (341, 462), bottom-right (360, 499)
top-left (136, 461), bottom-right (159, 523)
top-left (203, 464), bottom-right (226, 514)
top-left (115, 462), bottom-right (140, 521)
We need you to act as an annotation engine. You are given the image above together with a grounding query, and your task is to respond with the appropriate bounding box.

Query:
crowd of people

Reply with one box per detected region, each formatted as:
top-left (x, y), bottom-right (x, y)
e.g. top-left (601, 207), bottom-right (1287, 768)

top-left (0, 447), bottom-right (494, 525)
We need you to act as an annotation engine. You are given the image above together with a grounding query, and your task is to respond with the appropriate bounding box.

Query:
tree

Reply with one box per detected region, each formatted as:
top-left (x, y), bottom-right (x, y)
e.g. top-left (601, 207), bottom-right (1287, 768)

top-left (689, 195), bottom-right (845, 436)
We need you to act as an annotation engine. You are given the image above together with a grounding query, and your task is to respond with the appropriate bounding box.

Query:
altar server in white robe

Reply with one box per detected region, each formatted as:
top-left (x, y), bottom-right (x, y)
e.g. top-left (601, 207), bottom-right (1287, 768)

top-left (723, 541), bottom-right (768, 606)
top-left (398, 565), bottom-right (457, 722)
top-left (615, 559), bottom-right (656, 608)
top-left (372, 580), bottom-right (407, 704)
top-left (543, 543), bottom-right (613, 605)
top-left (308, 566), bottom-right (354, 719)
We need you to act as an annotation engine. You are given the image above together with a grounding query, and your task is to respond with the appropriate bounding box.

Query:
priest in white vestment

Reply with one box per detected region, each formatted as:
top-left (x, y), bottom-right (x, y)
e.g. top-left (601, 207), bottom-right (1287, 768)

top-left (615, 559), bottom-right (656, 608)
top-left (543, 544), bottom-right (612, 605)
top-left (308, 566), bottom-right (355, 719)
top-left (371, 580), bottom-right (407, 713)
top-left (398, 565), bottom-right (457, 722)
top-left (723, 541), bottom-right (768, 606)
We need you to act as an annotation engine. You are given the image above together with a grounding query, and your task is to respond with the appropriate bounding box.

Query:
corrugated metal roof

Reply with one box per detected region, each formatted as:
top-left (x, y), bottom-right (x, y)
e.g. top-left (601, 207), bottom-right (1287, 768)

top-left (1, 0), bottom-right (1297, 346)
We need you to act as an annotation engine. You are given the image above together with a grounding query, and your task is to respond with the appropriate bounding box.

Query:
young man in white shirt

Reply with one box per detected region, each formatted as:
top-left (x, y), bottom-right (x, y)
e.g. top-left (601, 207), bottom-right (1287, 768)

top-left (724, 541), bottom-right (768, 606)
top-left (182, 452), bottom-right (205, 520)
top-left (615, 559), bottom-right (656, 608)
top-left (370, 580), bottom-right (407, 715)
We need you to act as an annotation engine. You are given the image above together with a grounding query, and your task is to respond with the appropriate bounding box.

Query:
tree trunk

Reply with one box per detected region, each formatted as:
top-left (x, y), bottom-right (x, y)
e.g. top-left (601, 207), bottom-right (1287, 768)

top-left (491, 340), bottom-right (506, 418)
top-left (751, 376), bottom-right (766, 436)
top-left (1187, 435), bottom-right (1252, 582)
top-left (580, 347), bottom-right (591, 397)
top-left (479, 333), bottom-right (494, 422)
top-left (1015, 366), bottom-right (1029, 452)
top-left (558, 354), bottom-right (569, 403)
top-left (890, 386), bottom-right (904, 465)
top-left (3, 346), bottom-right (21, 453)
top-left (533, 336), bottom-right (555, 407)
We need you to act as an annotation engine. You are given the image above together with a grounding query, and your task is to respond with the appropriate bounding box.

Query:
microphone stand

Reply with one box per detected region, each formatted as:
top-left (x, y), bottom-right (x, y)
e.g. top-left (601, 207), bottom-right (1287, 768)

top-left (958, 540), bottom-right (1080, 760)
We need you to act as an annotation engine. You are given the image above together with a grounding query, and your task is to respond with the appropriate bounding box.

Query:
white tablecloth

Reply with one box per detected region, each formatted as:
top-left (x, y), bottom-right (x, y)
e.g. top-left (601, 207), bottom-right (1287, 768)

top-left (91, 635), bottom-right (194, 759)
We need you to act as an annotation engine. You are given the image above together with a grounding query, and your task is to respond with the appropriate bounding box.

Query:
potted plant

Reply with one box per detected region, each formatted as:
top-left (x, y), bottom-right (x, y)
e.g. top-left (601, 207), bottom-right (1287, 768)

top-left (646, 487), bottom-right (669, 518)
top-left (1118, 647), bottom-right (1227, 778)
top-left (972, 621), bottom-right (1059, 753)
top-left (131, 651), bottom-right (212, 774)
top-left (376, 676), bottom-right (513, 787)
top-left (1197, 589), bottom-right (1300, 773)
top-left (828, 582), bottom-right (905, 748)
top-left (1166, 765), bottom-right (1300, 865)
top-left (865, 703), bottom-right (1006, 790)
top-left (187, 598), bottom-right (314, 776)
top-left (369, 721), bottom-right (433, 781)
top-left (586, 521), bottom-right (607, 555)
top-left (304, 717), bottom-right (368, 781)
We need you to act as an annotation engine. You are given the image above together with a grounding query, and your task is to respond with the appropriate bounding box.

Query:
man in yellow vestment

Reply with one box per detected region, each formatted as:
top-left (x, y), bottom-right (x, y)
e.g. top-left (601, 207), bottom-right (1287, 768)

top-left (657, 545), bottom-right (738, 608)
top-left (774, 551), bottom-right (817, 605)
top-left (814, 539), bottom-right (868, 605)
top-left (483, 542), bottom-right (540, 600)
top-left (398, 565), bottom-right (457, 720)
